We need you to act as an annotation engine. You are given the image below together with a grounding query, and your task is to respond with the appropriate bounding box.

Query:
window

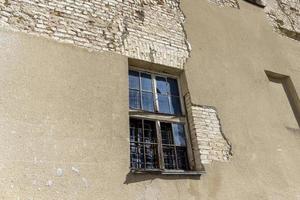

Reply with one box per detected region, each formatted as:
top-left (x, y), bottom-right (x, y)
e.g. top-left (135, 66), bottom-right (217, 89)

top-left (129, 70), bottom-right (182, 115)
top-left (129, 68), bottom-right (194, 173)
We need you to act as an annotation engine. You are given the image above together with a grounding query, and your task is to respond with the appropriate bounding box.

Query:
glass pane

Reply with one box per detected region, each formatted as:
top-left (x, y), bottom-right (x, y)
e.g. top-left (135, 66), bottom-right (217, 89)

top-left (142, 92), bottom-right (154, 112)
top-left (160, 122), bottom-right (174, 145)
top-left (158, 94), bottom-right (170, 114)
top-left (172, 123), bottom-right (186, 146)
top-left (129, 89), bottom-right (140, 109)
top-left (141, 73), bottom-right (152, 92)
top-left (167, 78), bottom-right (179, 96)
top-left (130, 143), bottom-right (145, 169)
top-left (144, 120), bottom-right (157, 143)
top-left (129, 70), bottom-right (140, 90)
top-left (156, 76), bottom-right (168, 94)
top-left (130, 118), bottom-right (143, 143)
top-left (170, 96), bottom-right (181, 115)
top-left (145, 144), bottom-right (159, 169)
top-left (163, 146), bottom-right (177, 169)
top-left (176, 147), bottom-right (188, 170)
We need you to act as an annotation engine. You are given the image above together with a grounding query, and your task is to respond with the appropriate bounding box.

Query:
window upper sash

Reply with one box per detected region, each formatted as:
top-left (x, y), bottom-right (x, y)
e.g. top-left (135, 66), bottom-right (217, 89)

top-left (129, 69), bottom-right (183, 116)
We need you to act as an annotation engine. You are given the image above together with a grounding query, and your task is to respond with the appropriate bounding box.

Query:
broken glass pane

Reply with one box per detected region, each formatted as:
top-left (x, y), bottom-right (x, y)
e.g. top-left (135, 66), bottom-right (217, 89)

top-left (156, 76), bottom-right (168, 94)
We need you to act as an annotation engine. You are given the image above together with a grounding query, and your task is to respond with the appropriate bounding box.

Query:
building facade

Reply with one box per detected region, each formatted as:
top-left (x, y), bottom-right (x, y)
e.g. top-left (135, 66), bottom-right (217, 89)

top-left (0, 0), bottom-right (299, 199)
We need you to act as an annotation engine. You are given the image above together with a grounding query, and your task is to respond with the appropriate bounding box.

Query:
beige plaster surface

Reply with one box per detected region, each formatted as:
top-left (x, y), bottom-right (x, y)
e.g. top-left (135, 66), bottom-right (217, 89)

top-left (182, 0), bottom-right (300, 199)
top-left (0, 0), bottom-right (300, 199)
top-left (0, 29), bottom-right (202, 199)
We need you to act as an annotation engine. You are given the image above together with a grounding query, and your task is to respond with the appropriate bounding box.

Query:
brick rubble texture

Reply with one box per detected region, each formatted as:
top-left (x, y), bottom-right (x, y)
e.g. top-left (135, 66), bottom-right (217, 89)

top-left (265, 0), bottom-right (300, 41)
top-left (207, 0), bottom-right (240, 8)
top-left (0, 0), bottom-right (190, 69)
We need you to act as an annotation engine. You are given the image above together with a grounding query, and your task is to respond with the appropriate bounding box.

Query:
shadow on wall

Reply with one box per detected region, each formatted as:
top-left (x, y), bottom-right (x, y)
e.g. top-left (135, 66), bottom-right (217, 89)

top-left (265, 70), bottom-right (300, 129)
top-left (123, 172), bottom-right (201, 184)
top-left (285, 127), bottom-right (300, 134)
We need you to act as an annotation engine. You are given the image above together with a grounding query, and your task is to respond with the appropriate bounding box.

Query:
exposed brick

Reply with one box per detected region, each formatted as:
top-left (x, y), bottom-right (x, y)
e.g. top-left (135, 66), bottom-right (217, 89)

top-left (185, 93), bottom-right (232, 165)
top-left (0, 0), bottom-right (190, 69)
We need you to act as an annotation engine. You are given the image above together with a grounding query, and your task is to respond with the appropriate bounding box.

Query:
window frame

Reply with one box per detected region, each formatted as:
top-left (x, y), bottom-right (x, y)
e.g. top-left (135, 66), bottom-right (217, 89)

top-left (129, 66), bottom-right (185, 116)
top-left (129, 66), bottom-right (200, 175)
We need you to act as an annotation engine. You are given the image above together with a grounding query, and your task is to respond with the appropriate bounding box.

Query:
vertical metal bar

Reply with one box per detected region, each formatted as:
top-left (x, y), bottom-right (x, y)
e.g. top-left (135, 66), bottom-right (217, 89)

top-left (174, 145), bottom-right (178, 169)
top-left (170, 124), bottom-right (179, 169)
top-left (142, 119), bottom-right (146, 169)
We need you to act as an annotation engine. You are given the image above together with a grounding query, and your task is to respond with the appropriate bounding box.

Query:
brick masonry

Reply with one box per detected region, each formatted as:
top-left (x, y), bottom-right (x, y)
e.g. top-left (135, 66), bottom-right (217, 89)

top-left (185, 93), bottom-right (232, 165)
top-left (0, 0), bottom-right (190, 69)
top-left (207, 0), bottom-right (240, 8)
top-left (265, 0), bottom-right (300, 41)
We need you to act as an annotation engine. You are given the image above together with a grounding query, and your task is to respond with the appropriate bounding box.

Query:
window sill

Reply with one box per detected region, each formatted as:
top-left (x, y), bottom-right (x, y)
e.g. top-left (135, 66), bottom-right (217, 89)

top-left (130, 169), bottom-right (205, 176)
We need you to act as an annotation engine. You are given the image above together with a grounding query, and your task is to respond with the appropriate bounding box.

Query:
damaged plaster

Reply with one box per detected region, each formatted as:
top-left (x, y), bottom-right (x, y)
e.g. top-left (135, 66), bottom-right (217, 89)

top-left (208, 0), bottom-right (240, 8)
top-left (0, 0), bottom-right (190, 69)
top-left (264, 0), bottom-right (300, 41)
top-left (185, 93), bottom-right (232, 165)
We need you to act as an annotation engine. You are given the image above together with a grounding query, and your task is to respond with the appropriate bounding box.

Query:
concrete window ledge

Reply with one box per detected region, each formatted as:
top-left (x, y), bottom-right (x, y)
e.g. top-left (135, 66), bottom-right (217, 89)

top-left (130, 169), bottom-right (205, 176)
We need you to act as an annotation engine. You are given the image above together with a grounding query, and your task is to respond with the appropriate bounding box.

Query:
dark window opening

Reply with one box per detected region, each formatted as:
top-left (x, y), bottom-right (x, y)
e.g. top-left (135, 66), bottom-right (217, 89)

top-left (130, 118), bottom-right (159, 169)
top-left (130, 118), bottom-right (189, 171)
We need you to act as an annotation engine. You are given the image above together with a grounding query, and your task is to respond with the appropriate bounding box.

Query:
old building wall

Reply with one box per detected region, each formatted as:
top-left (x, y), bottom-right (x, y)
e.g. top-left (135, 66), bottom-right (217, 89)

top-left (265, 0), bottom-right (300, 41)
top-left (0, 0), bottom-right (189, 69)
top-left (0, 29), bottom-right (204, 200)
top-left (0, 0), bottom-right (299, 199)
top-left (182, 0), bottom-right (300, 199)
top-left (206, 0), bottom-right (300, 42)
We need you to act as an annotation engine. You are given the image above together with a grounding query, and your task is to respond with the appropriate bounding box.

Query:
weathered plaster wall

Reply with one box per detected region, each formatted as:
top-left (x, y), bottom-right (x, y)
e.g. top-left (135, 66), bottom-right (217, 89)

top-left (206, 0), bottom-right (300, 41)
top-left (0, 0), bottom-right (189, 69)
top-left (0, 29), bottom-right (202, 199)
top-left (182, 0), bottom-right (300, 199)
top-left (0, 0), bottom-right (300, 199)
